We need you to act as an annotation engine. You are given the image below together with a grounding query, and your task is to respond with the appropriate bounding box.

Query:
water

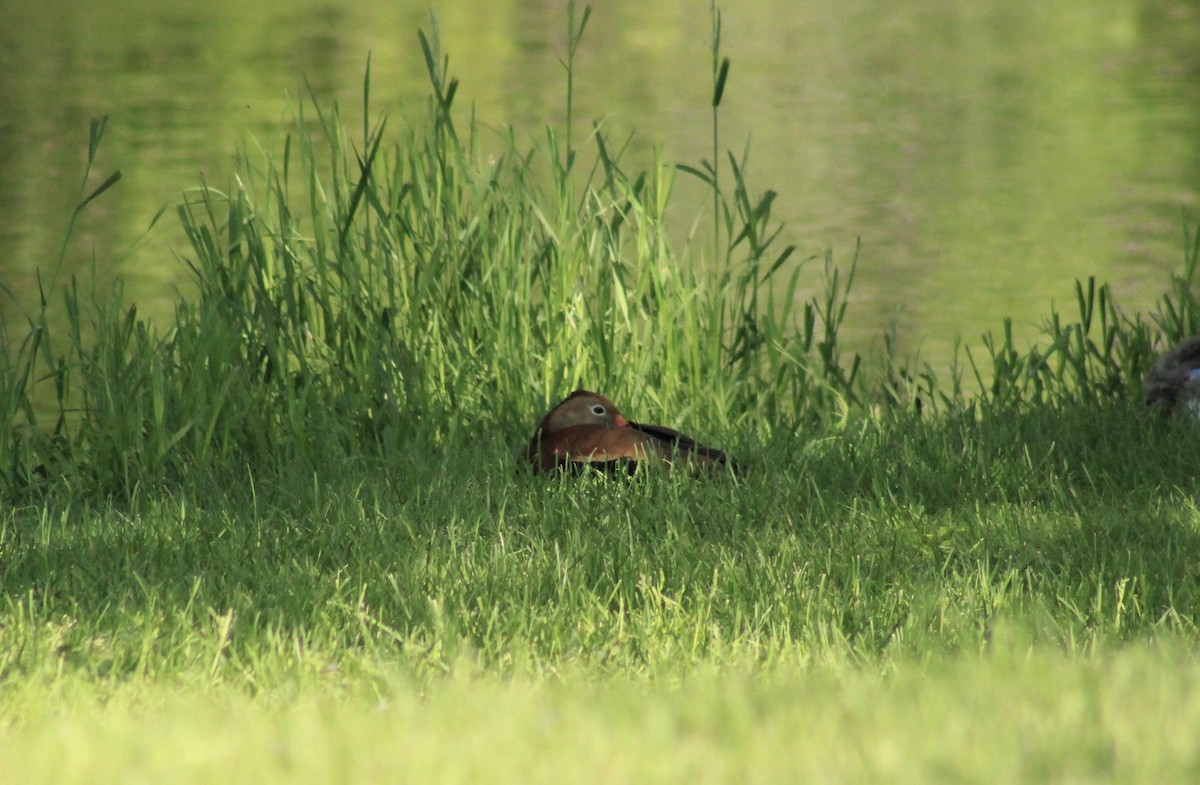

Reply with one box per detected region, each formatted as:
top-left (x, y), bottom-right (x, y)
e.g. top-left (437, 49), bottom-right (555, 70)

top-left (2, 0), bottom-right (1198, 368)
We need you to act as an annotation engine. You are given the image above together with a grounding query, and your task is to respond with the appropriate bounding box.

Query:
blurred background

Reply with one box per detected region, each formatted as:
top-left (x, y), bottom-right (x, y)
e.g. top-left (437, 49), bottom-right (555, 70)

top-left (1, 0), bottom-right (1198, 367)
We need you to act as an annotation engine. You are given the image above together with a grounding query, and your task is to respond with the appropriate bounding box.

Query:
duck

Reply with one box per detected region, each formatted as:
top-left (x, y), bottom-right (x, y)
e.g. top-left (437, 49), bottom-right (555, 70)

top-left (1143, 336), bottom-right (1200, 416)
top-left (523, 389), bottom-right (739, 474)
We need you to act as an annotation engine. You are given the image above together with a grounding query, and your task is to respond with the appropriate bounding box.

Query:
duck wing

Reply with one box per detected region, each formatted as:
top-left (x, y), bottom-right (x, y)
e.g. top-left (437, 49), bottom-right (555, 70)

top-left (628, 421), bottom-right (740, 473)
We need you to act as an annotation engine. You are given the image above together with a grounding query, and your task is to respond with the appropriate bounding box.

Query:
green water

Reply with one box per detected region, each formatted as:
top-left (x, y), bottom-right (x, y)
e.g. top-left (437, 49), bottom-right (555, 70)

top-left (1, 0), bottom-right (1198, 367)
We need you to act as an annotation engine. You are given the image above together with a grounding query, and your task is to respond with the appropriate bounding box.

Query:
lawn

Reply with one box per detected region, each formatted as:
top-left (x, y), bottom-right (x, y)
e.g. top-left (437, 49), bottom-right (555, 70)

top-left (4, 401), bottom-right (1200, 782)
top-left (4, 645), bottom-right (1200, 784)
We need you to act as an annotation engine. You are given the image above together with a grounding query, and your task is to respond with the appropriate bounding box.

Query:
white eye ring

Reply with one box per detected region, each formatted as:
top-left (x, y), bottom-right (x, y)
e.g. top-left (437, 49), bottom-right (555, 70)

top-left (591, 404), bottom-right (606, 416)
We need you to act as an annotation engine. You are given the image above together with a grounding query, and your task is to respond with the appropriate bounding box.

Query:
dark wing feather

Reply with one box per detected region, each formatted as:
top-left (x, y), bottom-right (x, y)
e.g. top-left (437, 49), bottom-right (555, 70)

top-left (628, 421), bottom-right (741, 473)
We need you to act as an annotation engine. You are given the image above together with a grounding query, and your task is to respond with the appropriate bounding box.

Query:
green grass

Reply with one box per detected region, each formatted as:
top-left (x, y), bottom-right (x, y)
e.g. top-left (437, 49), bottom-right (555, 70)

top-left (3, 3), bottom-right (1200, 781)
top-left (3, 401), bottom-right (1199, 678)
top-left (3, 427), bottom-right (1200, 781)
top-left (3, 645), bottom-right (1200, 784)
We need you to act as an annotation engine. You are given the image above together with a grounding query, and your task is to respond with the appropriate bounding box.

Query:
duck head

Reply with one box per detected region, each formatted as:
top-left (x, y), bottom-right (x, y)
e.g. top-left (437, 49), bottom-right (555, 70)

top-left (536, 390), bottom-right (630, 433)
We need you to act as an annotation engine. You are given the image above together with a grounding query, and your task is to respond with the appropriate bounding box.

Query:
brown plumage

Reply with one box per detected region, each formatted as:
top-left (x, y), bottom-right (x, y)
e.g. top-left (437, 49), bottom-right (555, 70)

top-left (523, 389), bottom-right (739, 474)
top-left (1143, 337), bottom-right (1200, 416)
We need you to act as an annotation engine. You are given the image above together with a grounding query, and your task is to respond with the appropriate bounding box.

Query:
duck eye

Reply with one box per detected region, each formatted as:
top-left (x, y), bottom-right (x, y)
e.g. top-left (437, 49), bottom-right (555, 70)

top-left (591, 404), bottom-right (606, 416)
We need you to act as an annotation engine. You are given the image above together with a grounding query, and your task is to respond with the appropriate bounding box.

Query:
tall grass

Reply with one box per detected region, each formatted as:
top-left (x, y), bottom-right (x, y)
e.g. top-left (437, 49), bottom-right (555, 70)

top-left (0, 7), bottom-right (856, 497)
top-left (0, 5), bottom-right (1195, 500)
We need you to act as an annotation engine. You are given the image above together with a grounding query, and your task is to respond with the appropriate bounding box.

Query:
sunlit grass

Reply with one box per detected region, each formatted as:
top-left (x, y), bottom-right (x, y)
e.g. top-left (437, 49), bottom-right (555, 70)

top-left (4, 644), bottom-right (1200, 784)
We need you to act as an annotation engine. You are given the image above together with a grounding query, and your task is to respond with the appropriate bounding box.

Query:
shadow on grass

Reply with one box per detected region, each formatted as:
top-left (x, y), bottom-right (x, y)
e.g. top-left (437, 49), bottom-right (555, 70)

top-left (4, 398), bottom-right (1200, 676)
